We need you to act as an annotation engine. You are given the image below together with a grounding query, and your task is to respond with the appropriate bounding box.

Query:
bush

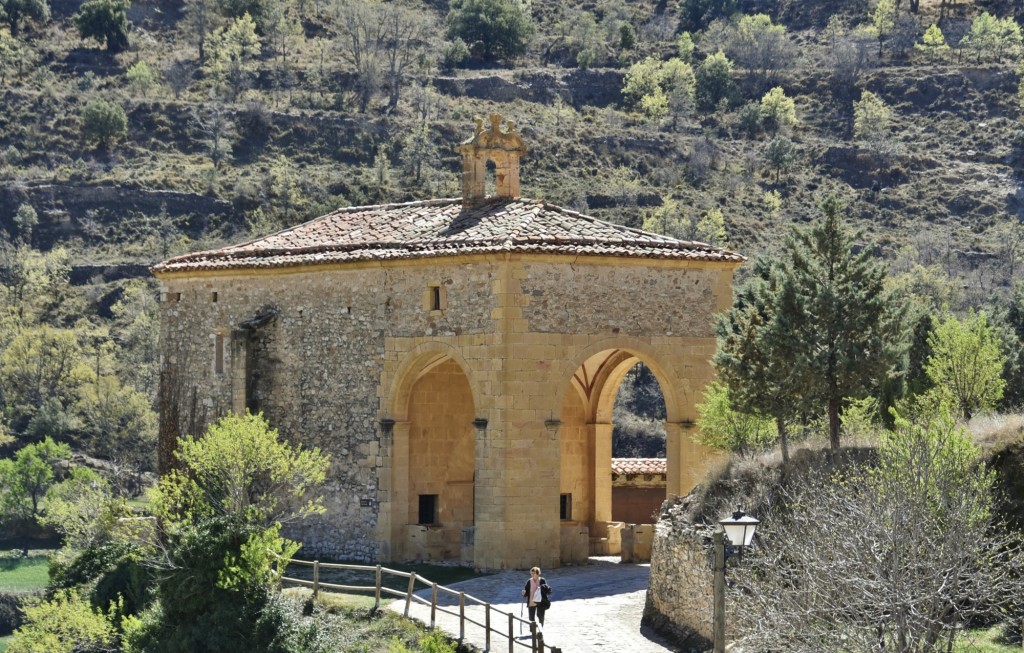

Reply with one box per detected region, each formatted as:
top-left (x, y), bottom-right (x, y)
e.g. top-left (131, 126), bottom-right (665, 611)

top-left (695, 50), bottom-right (737, 112)
top-left (81, 99), bottom-right (128, 149)
top-left (446, 0), bottom-right (532, 62)
top-left (440, 38), bottom-right (470, 70)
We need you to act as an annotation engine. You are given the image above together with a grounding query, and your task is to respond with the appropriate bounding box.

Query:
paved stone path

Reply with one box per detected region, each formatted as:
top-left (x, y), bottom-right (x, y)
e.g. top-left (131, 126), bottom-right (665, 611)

top-left (389, 557), bottom-right (685, 653)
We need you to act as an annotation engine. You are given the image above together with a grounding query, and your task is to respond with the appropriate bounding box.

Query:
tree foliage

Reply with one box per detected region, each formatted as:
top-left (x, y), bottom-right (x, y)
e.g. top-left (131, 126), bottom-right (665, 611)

top-left (0, 0), bottom-right (49, 37)
top-left (0, 436), bottom-right (72, 523)
top-left (7, 589), bottom-right (118, 653)
top-left (714, 258), bottom-right (803, 462)
top-left (204, 12), bottom-right (261, 101)
top-left (694, 50), bottom-right (736, 111)
top-left (81, 98), bottom-right (128, 149)
top-left (780, 195), bottom-right (904, 448)
top-left (853, 90), bottom-right (891, 153)
top-left (446, 0), bottom-right (532, 62)
top-left (759, 86), bottom-right (797, 134)
top-left (695, 380), bottom-right (777, 456)
top-left (925, 311), bottom-right (1006, 420)
top-left (721, 13), bottom-right (795, 88)
top-left (73, 0), bottom-right (130, 53)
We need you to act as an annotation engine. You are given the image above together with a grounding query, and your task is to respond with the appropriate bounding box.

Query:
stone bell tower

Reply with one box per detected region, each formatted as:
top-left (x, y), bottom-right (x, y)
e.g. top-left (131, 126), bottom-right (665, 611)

top-left (457, 114), bottom-right (528, 207)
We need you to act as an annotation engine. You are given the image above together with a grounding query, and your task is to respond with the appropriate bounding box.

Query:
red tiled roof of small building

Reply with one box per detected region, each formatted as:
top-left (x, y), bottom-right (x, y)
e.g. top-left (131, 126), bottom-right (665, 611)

top-left (151, 197), bottom-right (745, 274)
top-left (611, 458), bottom-right (667, 475)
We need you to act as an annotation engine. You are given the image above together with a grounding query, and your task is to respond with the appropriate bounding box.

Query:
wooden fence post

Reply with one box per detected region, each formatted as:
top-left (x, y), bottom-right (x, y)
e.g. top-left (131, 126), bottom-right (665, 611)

top-left (431, 583), bottom-right (438, 628)
top-left (374, 565), bottom-right (382, 610)
top-left (459, 592), bottom-right (466, 642)
top-left (484, 603), bottom-right (491, 652)
top-left (530, 621), bottom-right (538, 653)
top-left (404, 573), bottom-right (416, 617)
top-left (508, 613), bottom-right (514, 653)
top-left (312, 560), bottom-right (320, 600)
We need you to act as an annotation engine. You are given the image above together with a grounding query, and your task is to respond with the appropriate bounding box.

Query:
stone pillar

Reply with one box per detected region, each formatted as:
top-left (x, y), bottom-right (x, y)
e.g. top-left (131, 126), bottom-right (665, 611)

top-left (461, 155), bottom-right (486, 206)
top-left (384, 420), bottom-right (411, 561)
top-left (473, 416), bottom-right (507, 569)
top-left (666, 421), bottom-right (727, 499)
top-left (593, 423), bottom-right (613, 523)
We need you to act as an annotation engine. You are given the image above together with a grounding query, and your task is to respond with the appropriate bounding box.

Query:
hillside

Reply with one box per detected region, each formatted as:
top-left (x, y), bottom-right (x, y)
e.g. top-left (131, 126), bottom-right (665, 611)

top-left (1, 0), bottom-right (1023, 311)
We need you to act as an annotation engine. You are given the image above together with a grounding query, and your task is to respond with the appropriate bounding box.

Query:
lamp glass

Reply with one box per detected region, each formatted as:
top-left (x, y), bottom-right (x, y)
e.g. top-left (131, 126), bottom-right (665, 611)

top-left (720, 513), bottom-right (759, 547)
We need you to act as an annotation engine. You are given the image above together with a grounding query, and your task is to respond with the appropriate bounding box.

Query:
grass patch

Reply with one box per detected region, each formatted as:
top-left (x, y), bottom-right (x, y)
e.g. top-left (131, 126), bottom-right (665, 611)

top-left (955, 625), bottom-right (1020, 653)
top-left (0, 634), bottom-right (11, 653)
top-left (0, 555), bottom-right (50, 593)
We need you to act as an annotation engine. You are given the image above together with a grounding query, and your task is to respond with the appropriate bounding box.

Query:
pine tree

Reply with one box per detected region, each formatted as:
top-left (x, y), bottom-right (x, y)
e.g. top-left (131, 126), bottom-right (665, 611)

top-left (780, 194), bottom-right (904, 449)
top-left (713, 258), bottom-right (802, 462)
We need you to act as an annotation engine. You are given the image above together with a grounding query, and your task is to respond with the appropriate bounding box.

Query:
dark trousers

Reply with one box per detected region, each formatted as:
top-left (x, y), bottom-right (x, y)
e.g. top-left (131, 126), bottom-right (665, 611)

top-left (528, 605), bottom-right (546, 625)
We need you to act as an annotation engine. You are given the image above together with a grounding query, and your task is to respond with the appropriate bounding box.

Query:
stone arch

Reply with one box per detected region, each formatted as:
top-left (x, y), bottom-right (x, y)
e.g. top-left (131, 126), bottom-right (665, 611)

top-left (384, 341), bottom-right (481, 421)
top-left (553, 337), bottom-right (709, 563)
top-left (381, 342), bottom-right (479, 563)
top-left (553, 336), bottom-right (688, 424)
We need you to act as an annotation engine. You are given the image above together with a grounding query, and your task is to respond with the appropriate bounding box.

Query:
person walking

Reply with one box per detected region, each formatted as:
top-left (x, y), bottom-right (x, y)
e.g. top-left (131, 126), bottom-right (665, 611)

top-left (521, 566), bottom-right (552, 627)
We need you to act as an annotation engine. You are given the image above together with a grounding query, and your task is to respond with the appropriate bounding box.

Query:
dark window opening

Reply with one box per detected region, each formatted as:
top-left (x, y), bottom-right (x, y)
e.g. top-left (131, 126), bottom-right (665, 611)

top-left (431, 286), bottom-right (441, 311)
top-left (419, 494), bottom-right (438, 525)
top-left (211, 291), bottom-right (218, 303)
top-left (560, 493), bottom-right (572, 521)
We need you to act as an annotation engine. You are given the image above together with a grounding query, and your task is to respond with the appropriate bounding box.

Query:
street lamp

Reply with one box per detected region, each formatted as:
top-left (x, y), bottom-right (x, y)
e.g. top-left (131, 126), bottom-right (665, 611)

top-left (720, 508), bottom-right (760, 551)
top-left (713, 508), bottom-right (759, 653)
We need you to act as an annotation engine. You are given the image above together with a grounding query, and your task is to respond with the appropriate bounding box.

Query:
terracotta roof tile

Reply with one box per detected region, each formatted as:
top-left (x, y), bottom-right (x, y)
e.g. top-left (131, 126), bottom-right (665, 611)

top-left (611, 458), bottom-right (667, 475)
top-left (152, 198), bottom-right (745, 274)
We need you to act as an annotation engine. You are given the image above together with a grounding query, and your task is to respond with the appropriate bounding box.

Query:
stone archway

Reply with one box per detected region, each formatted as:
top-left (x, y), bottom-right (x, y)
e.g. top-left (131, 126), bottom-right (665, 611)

top-left (382, 348), bottom-right (478, 563)
top-left (556, 342), bottom-right (718, 563)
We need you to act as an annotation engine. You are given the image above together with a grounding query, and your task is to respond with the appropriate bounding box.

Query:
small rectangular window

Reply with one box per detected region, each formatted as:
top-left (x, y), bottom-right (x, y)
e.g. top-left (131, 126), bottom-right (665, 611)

top-left (211, 292), bottom-right (218, 303)
top-left (214, 334), bottom-right (224, 374)
top-left (431, 286), bottom-right (441, 311)
top-left (418, 494), bottom-right (438, 525)
top-left (560, 493), bottom-right (572, 521)
top-left (165, 292), bottom-right (181, 303)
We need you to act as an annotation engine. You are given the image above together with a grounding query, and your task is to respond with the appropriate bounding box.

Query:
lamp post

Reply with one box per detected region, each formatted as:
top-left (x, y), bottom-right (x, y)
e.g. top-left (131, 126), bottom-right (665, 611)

top-left (713, 508), bottom-right (760, 653)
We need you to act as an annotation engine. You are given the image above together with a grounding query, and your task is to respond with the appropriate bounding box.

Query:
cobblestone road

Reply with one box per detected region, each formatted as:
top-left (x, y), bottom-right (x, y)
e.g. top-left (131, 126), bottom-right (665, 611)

top-left (390, 558), bottom-right (685, 653)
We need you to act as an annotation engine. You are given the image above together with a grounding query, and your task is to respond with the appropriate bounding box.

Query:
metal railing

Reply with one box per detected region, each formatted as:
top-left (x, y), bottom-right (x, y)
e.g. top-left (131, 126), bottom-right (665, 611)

top-left (273, 557), bottom-right (560, 653)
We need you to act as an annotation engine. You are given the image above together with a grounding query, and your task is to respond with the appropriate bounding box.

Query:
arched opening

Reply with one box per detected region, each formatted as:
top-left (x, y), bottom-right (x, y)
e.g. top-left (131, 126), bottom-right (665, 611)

top-left (610, 362), bottom-right (668, 525)
top-left (484, 159), bottom-right (497, 197)
top-left (393, 354), bottom-right (476, 562)
top-left (558, 349), bottom-right (672, 562)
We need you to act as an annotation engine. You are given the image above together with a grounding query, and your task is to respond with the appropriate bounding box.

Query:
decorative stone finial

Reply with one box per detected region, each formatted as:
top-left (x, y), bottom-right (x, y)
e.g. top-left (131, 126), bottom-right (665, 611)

top-left (456, 114), bottom-right (527, 207)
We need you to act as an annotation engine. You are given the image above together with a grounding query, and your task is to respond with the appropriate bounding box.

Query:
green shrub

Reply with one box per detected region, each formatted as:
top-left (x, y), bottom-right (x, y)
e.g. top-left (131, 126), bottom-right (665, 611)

top-left (81, 99), bottom-right (128, 149)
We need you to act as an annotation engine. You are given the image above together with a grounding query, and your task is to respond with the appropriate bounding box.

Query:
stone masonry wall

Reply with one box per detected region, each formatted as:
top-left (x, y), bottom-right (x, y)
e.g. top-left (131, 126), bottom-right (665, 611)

top-left (159, 260), bottom-right (499, 561)
top-left (158, 254), bottom-right (735, 567)
top-left (643, 503), bottom-right (716, 652)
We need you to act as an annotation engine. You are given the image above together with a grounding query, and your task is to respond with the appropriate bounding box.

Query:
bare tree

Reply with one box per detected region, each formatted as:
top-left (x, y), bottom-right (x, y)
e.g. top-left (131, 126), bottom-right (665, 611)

top-left (191, 102), bottom-right (236, 165)
top-left (182, 0), bottom-right (221, 63)
top-left (330, 0), bottom-right (433, 112)
top-left (732, 405), bottom-right (1024, 653)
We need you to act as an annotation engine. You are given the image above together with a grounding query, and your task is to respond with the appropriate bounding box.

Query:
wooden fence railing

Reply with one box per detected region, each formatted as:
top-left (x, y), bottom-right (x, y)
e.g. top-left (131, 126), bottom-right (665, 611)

top-left (273, 557), bottom-right (560, 653)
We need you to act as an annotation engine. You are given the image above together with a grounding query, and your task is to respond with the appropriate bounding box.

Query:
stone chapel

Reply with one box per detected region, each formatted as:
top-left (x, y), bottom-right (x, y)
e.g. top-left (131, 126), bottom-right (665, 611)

top-left (152, 115), bottom-right (745, 570)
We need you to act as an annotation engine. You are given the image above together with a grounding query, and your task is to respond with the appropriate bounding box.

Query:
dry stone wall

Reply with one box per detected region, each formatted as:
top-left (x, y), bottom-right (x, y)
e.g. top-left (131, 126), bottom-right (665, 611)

top-left (643, 502), bottom-right (716, 652)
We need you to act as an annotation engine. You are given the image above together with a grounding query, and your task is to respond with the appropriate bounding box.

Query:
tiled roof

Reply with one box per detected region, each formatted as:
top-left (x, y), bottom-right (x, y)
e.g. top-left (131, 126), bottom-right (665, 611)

top-left (611, 458), bottom-right (667, 475)
top-left (152, 197), bottom-right (745, 274)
